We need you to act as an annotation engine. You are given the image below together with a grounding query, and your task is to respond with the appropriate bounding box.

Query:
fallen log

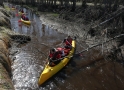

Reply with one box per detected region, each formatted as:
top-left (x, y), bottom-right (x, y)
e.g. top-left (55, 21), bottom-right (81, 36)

top-left (77, 34), bottom-right (124, 54)
top-left (92, 7), bottom-right (124, 28)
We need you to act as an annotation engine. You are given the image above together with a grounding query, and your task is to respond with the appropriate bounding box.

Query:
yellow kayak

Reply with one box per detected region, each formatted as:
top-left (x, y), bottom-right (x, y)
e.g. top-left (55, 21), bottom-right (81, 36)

top-left (11, 8), bottom-right (16, 10)
top-left (38, 39), bottom-right (76, 86)
top-left (20, 18), bottom-right (31, 25)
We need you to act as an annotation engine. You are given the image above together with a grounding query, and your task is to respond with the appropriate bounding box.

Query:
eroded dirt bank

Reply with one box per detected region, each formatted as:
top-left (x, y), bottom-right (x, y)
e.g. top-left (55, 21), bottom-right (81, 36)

top-left (0, 6), bottom-right (14, 89)
top-left (0, 6), bottom-right (31, 90)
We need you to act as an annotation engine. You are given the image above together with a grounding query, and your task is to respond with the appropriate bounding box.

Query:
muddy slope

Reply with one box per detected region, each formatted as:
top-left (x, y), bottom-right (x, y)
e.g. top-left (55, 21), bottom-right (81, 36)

top-left (0, 6), bottom-right (31, 90)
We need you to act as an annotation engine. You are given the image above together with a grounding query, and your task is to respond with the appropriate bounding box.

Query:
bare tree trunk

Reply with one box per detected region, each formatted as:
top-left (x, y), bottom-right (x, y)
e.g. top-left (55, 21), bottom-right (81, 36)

top-left (60, 0), bottom-right (63, 6)
top-left (25, 0), bottom-right (30, 5)
top-left (54, 0), bottom-right (57, 6)
top-left (94, 0), bottom-right (99, 7)
top-left (41, 0), bottom-right (43, 4)
top-left (0, 0), bottom-right (3, 6)
top-left (51, 0), bottom-right (53, 5)
top-left (31, 0), bottom-right (35, 6)
top-left (72, 0), bottom-right (76, 11)
top-left (44, 0), bottom-right (47, 4)
top-left (65, 0), bottom-right (69, 7)
top-left (112, 0), bottom-right (119, 11)
top-left (82, 0), bottom-right (86, 8)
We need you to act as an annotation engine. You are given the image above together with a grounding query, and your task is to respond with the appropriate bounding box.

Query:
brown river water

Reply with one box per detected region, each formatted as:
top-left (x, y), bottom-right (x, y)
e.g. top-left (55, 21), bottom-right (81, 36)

top-left (4, 3), bottom-right (124, 90)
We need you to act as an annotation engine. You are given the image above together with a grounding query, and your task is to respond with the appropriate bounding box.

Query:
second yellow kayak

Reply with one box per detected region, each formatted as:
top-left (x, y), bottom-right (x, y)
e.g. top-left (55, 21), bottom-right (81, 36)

top-left (20, 18), bottom-right (31, 25)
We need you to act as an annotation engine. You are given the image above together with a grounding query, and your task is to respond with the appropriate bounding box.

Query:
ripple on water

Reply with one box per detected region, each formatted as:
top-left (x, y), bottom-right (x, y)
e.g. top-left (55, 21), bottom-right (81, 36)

top-left (11, 49), bottom-right (44, 89)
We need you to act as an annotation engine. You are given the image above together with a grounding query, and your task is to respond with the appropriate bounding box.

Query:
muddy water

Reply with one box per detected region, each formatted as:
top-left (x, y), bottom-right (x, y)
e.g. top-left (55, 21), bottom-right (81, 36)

top-left (6, 3), bottom-right (124, 90)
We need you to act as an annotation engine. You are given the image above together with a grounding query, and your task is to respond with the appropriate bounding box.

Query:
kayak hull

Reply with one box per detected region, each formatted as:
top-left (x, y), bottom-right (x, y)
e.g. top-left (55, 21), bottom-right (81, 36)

top-left (11, 8), bottom-right (16, 10)
top-left (38, 40), bottom-right (76, 86)
top-left (20, 18), bottom-right (31, 25)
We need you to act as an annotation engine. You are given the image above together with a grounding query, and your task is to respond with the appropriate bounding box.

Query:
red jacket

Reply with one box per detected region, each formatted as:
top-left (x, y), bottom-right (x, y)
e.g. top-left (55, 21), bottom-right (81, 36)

top-left (21, 15), bottom-right (25, 19)
top-left (49, 49), bottom-right (62, 60)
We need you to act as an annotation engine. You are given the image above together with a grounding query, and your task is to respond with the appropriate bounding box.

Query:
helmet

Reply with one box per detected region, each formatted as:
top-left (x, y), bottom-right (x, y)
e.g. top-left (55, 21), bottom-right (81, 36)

top-left (50, 48), bottom-right (56, 53)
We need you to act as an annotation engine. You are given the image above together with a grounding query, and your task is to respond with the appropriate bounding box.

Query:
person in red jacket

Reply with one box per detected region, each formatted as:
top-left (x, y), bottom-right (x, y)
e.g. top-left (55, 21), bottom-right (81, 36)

top-left (63, 36), bottom-right (72, 49)
top-left (25, 16), bottom-right (29, 21)
top-left (21, 15), bottom-right (29, 21)
top-left (49, 48), bottom-right (61, 59)
top-left (48, 48), bottom-right (64, 66)
top-left (21, 14), bottom-right (26, 20)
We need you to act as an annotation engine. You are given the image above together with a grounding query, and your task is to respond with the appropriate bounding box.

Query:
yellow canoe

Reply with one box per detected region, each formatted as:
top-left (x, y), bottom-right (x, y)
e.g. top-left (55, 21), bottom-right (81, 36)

top-left (38, 39), bottom-right (76, 86)
top-left (11, 8), bottom-right (16, 10)
top-left (21, 18), bottom-right (31, 25)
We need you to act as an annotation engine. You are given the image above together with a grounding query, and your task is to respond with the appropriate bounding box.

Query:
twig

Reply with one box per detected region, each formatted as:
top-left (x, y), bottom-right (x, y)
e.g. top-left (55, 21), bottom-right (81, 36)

top-left (92, 8), bottom-right (124, 28)
top-left (77, 34), bottom-right (124, 54)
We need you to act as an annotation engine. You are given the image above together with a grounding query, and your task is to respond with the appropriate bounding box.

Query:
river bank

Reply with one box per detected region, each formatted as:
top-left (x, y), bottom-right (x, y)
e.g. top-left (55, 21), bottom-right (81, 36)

top-left (0, 33), bottom-right (14, 89)
top-left (0, 5), bottom-right (32, 89)
top-left (0, 6), bottom-right (14, 90)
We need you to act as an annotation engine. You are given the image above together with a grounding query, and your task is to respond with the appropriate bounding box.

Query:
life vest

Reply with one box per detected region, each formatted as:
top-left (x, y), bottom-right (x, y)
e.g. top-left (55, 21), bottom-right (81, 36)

top-left (49, 49), bottom-right (61, 60)
top-left (64, 48), bottom-right (70, 55)
top-left (25, 17), bottom-right (29, 21)
top-left (57, 47), bottom-right (65, 56)
top-left (57, 47), bottom-right (63, 51)
top-left (21, 15), bottom-right (25, 20)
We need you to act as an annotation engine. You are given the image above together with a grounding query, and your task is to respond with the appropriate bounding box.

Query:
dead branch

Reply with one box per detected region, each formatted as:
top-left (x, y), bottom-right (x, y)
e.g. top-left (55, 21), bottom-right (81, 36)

top-left (77, 34), bottom-right (124, 54)
top-left (92, 7), bottom-right (124, 28)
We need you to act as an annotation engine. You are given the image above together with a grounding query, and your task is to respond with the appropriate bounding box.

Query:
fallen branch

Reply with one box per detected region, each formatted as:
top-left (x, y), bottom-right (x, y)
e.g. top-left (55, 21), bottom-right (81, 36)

top-left (92, 8), bottom-right (124, 28)
top-left (77, 34), bottom-right (124, 54)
